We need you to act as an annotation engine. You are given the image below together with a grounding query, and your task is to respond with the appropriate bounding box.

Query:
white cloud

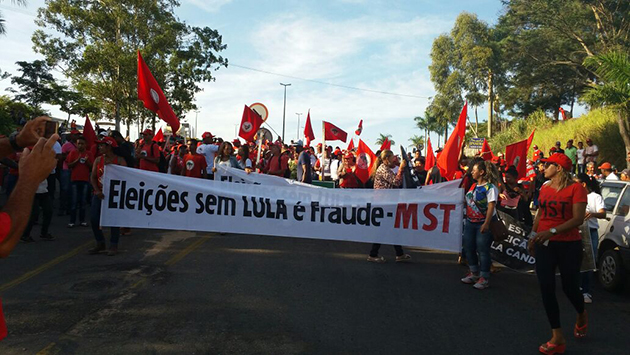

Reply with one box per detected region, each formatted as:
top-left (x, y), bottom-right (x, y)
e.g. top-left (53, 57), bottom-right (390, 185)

top-left (185, 0), bottom-right (233, 13)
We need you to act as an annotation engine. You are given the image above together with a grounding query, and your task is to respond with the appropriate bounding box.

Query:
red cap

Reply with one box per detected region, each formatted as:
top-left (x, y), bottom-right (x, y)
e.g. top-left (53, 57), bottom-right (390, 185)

top-left (97, 136), bottom-right (118, 148)
top-left (317, 143), bottom-right (322, 147)
top-left (598, 162), bottom-right (612, 170)
top-left (541, 153), bottom-right (572, 171)
top-left (232, 139), bottom-right (241, 146)
top-left (142, 129), bottom-right (154, 136)
top-left (344, 153), bottom-right (354, 159)
top-left (70, 129), bottom-right (80, 135)
top-left (202, 132), bottom-right (213, 139)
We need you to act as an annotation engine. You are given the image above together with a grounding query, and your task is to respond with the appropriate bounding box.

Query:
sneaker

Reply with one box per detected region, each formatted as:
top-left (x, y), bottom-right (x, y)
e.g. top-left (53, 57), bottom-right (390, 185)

top-left (583, 293), bottom-right (593, 304)
top-left (395, 254), bottom-right (412, 262)
top-left (67, 223), bottom-right (75, 228)
top-left (88, 242), bottom-right (106, 255)
top-left (107, 246), bottom-right (118, 256)
top-left (80, 222), bottom-right (88, 227)
top-left (20, 236), bottom-right (35, 243)
top-left (473, 277), bottom-right (489, 290)
top-left (39, 233), bottom-right (56, 241)
top-left (461, 272), bottom-right (480, 284)
top-left (367, 256), bottom-right (386, 263)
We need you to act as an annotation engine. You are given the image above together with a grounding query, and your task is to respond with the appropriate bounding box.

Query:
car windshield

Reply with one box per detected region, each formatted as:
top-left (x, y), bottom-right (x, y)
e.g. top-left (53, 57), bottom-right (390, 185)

top-left (601, 184), bottom-right (624, 212)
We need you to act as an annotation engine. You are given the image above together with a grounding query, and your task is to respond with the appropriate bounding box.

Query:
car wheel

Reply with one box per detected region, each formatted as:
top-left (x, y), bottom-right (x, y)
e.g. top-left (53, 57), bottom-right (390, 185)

top-left (598, 249), bottom-right (625, 292)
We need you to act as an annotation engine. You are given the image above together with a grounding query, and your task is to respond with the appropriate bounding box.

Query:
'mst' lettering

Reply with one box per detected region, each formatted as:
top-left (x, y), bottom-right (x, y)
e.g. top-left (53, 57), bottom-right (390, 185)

top-left (395, 203), bottom-right (418, 229)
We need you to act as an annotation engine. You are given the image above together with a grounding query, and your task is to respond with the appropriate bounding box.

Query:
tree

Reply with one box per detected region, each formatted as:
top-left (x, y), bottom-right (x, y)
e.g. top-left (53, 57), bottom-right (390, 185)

top-left (9, 60), bottom-right (57, 110)
top-left (32, 0), bottom-right (228, 131)
top-left (0, 95), bottom-right (45, 134)
top-left (582, 51), bottom-right (630, 168)
top-left (0, 0), bottom-right (27, 35)
top-left (408, 135), bottom-right (424, 149)
top-left (375, 134), bottom-right (394, 146)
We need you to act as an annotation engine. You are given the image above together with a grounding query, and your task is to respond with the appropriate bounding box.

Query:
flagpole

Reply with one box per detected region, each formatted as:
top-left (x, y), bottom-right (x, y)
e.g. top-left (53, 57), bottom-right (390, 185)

top-left (256, 135), bottom-right (263, 172)
top-left (321, 121), bottom-right (325, 181)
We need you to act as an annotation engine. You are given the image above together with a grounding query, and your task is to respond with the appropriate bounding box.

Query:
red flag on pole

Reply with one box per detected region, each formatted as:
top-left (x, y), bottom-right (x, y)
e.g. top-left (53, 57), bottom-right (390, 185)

top-left (347, 139), bottom-right (354, 151)
top-left (304, 110), bottom-right (315, 146)
top-left (238, 105), bottom-right (263, 142)
top-left (559, 107), bottom-right (568, 120)
top-left (323, 121), bottom-right (348, 142)
top-left (355, 119), bottom-right (363, 136)
top-left (526, 129), bottom-right (536, 151)
top-left (480, 139), bottom-right (494, 161)
top-left (424, 138), bottom-right (435, 171)
top-left (356, 139), bottom-right (376, 184)
top-left (506, 138), bottom-right (529, 179)
top-left (153, 127), bottom-right (165, 142)
top-left (379, 137), bottom-right (391, 151)
top-left (137, 51), bottom-right (180, 134)
top-left (83, 115), bottom-right (97, 148)
top-left (437, 103), bottom-right (467, 180)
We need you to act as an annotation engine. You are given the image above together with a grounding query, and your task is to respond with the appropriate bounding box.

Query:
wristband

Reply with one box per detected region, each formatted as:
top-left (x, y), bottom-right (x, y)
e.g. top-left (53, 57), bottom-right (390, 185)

top-left (9, 132), bottom-right (23, 152)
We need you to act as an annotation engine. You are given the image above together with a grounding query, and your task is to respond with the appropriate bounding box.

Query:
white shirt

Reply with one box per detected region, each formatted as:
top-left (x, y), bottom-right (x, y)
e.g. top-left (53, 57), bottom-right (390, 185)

top-left (330, 159), bottom-right (340, 181)
top-left (606, 173), bottom-right (619, 181)
top-left (584, 144), bottom-right (598, 163)
top-left (36, 179), bottom-right (48, 194)
top-left (586, 192), bottom-right (606, 229)
top-left (196, 144), bottom-right (219, 173)
top-left (52, 141), bottom-right (62, 174)
top-left (576, 148), bottom-right (585, 164)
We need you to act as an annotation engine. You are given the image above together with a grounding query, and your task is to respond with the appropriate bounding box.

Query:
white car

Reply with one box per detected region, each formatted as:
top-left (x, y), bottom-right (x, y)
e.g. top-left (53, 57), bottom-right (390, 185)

top-left (598, 180), bottom-right (630, 291)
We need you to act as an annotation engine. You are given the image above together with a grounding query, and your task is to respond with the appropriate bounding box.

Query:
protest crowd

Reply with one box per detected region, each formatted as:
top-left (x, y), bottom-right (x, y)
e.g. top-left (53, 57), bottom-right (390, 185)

top-left (1, 61), bottom-right (629, 354)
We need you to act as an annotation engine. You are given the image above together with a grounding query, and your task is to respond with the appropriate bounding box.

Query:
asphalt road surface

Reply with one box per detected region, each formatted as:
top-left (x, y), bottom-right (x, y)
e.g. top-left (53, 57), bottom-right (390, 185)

top-left (1, 216), bottom-right (629, 354)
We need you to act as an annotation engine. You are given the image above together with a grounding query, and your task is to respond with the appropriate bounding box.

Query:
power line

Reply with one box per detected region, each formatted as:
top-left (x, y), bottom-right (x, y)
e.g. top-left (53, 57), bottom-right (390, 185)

top-left (229, 63), bottom-right (431, 99)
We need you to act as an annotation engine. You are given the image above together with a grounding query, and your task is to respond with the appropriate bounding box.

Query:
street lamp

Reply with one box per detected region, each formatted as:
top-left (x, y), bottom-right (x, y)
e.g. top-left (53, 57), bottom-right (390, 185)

top-left (280, 83), bottom-right (291, 143)
top-left (295, 112), bottom-right (303, 140)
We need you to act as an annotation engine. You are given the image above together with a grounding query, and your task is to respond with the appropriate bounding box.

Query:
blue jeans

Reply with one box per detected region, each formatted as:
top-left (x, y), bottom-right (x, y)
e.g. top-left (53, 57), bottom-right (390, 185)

top-left (90, 195), bottom-right (119, 246)
top-left (70, 181), bottom-right (89, 224)
top-left (5, 174), bottom-right (18, 197)
top-left (463, 219), bottom-right (493, 279)
top-left (581, 228), bottom-right (599, 294)
top-left (60, 170), bottom-right (71, 213)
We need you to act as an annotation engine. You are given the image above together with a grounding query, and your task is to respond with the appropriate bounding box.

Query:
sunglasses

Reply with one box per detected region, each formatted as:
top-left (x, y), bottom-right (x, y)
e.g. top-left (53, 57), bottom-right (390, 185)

top-left (544, 162), bottom-right (558, 168)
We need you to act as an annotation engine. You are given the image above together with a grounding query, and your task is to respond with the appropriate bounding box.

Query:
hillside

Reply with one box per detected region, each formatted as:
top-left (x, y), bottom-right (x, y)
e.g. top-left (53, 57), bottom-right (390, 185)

top-left (487, 109), bottom-right (626, 170)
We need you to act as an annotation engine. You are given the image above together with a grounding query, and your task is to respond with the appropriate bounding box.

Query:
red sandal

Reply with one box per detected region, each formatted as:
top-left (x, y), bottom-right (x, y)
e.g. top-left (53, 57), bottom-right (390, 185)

top-left (539, 342), bottom-right (566, 355)
top-left (574, 312), bottom-right (588, 338)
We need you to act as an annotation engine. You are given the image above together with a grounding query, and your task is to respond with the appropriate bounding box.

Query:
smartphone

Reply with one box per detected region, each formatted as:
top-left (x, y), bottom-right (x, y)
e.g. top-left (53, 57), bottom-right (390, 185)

top-left (44, 121), bottom-right (58, 138)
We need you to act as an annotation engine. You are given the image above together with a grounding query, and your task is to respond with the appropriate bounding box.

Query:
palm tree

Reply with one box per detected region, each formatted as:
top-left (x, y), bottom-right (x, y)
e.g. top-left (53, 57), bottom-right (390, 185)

top-left (375, 133), bottom-right (394, 147)
top-left (408, 135), bottom-right (424, 150)
top-left (0, 1), bottom-right (27, 35)
top-left (582, 51), bottom-right (630, 168)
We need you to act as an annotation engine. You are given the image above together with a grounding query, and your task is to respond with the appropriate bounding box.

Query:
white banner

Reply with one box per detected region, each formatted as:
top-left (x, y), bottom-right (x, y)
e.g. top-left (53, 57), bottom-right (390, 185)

top-left (214, 165), bottom-right (318, 188)
top-left (101, 165), bottom-right (465, 252)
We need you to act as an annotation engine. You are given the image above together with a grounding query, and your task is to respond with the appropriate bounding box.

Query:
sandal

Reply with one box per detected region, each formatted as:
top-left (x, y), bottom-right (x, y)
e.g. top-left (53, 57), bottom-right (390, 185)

top-left (574, 312), bottom-right (588, 338)
top-left (539, 341), bottom-right (566, 355)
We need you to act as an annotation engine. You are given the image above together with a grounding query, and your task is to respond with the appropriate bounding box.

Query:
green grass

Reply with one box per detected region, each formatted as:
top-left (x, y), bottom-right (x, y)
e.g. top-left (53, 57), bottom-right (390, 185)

top-left (487, 108), bottom-right (626, 169)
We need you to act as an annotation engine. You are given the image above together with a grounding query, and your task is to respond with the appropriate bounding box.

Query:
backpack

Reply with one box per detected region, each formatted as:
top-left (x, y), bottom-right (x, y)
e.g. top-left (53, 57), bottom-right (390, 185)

top-left (151, 142), bottom-right (168, 173)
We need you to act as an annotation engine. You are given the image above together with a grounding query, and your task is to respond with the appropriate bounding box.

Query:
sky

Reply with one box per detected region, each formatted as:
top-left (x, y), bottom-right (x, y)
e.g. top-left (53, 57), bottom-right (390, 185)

top-left (0, 0), bottom-right (508, 152)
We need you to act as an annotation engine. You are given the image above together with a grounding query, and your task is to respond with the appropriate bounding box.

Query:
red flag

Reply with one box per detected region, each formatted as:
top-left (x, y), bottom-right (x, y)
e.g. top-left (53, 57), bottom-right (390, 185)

top-left (379, 137), bottom-right (392, 151)
top-left (323, 121), bottom-right (348, 142)
top-left (153, 127), bottom-right (165, 142)
top-left (304, 110), bottom-right (315, 146)
top-left (356, 139), bottom-right (376, 184)
top-left (480, 139), bottom-right (494, 161)
top-left (347, 139), bottom-right (355, 151)
top-left (83, 115), bottom-right (97, 148)
top-left (437, 103), bottom-right (467, 180)
top-left (238, 104), bottom-right (263, 142)
top-left (424, 138), bottom-right (436, 171)
top-left (526, 129), bottom-right (535, 151)
top-left (355, 119), bottom-right (363, 136)
top-left (137, 51), bottom-right (180, 134)
top-left (505, 138), bottom-right (528, 179)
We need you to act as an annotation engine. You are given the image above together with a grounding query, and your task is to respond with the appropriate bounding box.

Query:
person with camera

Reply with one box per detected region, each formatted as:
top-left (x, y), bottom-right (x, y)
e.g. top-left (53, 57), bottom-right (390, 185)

top-left (65, 136), bottom-right (94, 228)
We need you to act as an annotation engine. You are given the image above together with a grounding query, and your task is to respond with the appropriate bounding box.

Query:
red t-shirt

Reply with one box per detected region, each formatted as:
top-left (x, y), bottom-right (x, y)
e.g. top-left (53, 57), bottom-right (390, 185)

top-left (183, 154), bottom-right (207, 178)
top-left (265, 154), bottom-right (288, 176)
top-left (537, 182), bottom-right (588, 241)
top-left (139, 143), bottom-right (160, 172)
top-left (66, 150), bottom-right (94, 182)
top-left (0, 212), bottom-right (10, 340)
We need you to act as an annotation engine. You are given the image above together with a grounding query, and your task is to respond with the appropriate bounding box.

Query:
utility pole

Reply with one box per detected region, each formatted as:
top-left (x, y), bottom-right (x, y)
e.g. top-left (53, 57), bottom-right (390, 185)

top-left (195, 110), bottom-right (199, 138)
top-left (296, 112), bottom-right (303, 140)
top-left (280, 83), bottom-right (291, 143)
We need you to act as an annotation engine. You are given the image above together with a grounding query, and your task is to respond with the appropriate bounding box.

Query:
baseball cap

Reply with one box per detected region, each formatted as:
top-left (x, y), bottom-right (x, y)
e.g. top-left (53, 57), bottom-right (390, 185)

top-left (533, 145), bottom-right (538, 149)
top-left (70, 129), bottom-right (80, 135)
top-left (344, 153), bottom-right (354, 159)
top-left (598, 162), bottom-right (612, 170)
top-left (142, 129), bottom-right (154, 136)
top-left (96, 136), bottom-right (118, 148)
top-left (541, 153), bottom-right (572, 171)
top-left (202, 132), bottom-right (213, 139)
top-left (621, 169), bottom-right (630, 176)
top-left (550, 146), bottom-right (557, 152)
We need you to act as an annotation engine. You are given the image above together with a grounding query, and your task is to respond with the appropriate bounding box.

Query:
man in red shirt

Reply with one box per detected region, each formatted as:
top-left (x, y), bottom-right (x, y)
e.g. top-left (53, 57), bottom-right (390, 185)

top-left (136, 129), bottom-right (160, 172)
top-left (264, 144), bottom-right (289, 177)
top-left (0, 116), bottom-right (59, 341)
top-left (66, 136), bottom-right (94, 227)
top-left (182, 138), bottom-right (208, 178)
top-left (532, 145), bottom-right (542, 162)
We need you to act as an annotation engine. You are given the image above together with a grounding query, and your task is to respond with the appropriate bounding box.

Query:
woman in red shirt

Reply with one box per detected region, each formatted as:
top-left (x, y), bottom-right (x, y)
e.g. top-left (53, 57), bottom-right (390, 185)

top-left (529, 153), bottom-right (588, 355)
top-left (66, 136), bottom-right (93, 227)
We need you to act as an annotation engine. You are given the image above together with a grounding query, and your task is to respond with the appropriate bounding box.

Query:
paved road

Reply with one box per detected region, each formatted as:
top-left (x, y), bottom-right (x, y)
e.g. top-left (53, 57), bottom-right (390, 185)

top-left (0, 215), bottom-right (629, 354)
